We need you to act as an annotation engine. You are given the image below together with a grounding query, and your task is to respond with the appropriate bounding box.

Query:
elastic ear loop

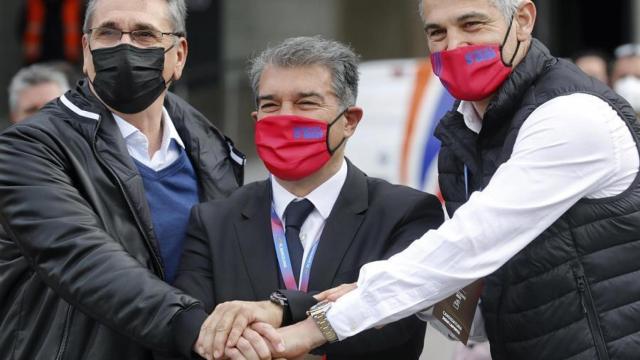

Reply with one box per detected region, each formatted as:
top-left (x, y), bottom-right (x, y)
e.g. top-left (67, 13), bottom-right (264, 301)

top-left (326, 108), bottom-right (350, 154)
top-left (499, 15), bottom-right (521, 67)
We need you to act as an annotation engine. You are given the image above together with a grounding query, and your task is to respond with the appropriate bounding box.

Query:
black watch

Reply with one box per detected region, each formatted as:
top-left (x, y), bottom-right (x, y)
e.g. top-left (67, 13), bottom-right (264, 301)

top-left (269, 290), bottom-right (292, 325)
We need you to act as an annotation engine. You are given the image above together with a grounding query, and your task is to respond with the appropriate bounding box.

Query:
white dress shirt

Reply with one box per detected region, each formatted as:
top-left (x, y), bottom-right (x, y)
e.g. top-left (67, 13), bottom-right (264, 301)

top-left (112, 107), bottom-right (186, 171)
top-left (326, 93), bottom-right (639, 339)
top-left (271, 159), bottom-right (348, 282)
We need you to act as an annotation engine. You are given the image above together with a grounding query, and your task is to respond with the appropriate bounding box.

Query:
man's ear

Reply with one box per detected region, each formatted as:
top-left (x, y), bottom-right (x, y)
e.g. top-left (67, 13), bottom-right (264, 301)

top-left (343, 106), bottom-right (363, 138)
top-left (515, 1), bottom-right (536, 41)
top-left (81, 34), bottom-right (91, 75)
top-left (251, 111), bottom-right (258, 122)
top-left (172, 38), bottom-right (189, 81)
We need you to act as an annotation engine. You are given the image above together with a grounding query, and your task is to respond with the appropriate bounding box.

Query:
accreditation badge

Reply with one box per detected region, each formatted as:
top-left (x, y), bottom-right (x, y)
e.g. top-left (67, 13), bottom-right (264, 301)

top-left (432, 279), bottom-right (484, 344)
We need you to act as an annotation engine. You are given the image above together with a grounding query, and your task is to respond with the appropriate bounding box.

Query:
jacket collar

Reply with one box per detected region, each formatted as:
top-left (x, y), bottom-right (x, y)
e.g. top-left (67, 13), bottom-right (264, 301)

top-left (309, 159), bottom-right (368, 291)
top-left (481, 39), bottom-right (556, 135)
top-left (433, 39), bottom-right (557, 175)
top-left (58, 79), bottom-right (243, 201)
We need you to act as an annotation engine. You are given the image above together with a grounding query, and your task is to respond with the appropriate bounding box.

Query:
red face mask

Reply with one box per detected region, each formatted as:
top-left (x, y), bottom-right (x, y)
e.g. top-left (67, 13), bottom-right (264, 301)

top-left (255, 111), bottom-right (346, 181)
top-left (430, 18), bottom-right (521, 101)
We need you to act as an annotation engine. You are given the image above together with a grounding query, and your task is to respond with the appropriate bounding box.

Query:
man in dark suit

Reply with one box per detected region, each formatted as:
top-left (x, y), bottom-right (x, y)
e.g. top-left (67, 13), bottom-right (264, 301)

top-left (175, 36), bottom-right (444, 360)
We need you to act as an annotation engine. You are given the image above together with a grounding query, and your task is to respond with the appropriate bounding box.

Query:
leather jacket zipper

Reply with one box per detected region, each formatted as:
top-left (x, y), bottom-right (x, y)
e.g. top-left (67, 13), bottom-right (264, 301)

top-left (55, 305), bottom-right (74, 360)
top-left (92, 143), bottom-right (165, 279)
top-left (572, 265), bottom-right (609, 360)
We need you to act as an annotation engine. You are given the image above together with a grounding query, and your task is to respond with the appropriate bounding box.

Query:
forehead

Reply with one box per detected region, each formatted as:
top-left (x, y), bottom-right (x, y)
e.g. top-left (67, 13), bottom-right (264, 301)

top-left (258, 64), bottom-right (334, 97)
top-left (90, 0), bottom-right (172, 30)
top-left (576, 56), bottom-right (606, 66)
top-left (423, 0), bottom-right (501, 23)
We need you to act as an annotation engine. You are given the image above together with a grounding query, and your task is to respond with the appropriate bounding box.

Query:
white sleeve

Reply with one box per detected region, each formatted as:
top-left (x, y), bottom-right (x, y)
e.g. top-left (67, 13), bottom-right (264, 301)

top-left (327, 94), bottom-right (631, 340)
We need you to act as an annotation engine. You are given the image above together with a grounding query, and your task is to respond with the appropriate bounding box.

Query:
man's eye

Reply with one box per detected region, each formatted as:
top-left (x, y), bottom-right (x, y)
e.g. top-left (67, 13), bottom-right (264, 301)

top-left (260, 103), bottom-right (277, 110)
top-left (135, 30), bottom-right (157, 39)
top-left (96, 28), bottom-right (118, 37)
top-left (464, 21), bottom-right (482, 30)
top-left (427, 29), bottom-right (446, 40)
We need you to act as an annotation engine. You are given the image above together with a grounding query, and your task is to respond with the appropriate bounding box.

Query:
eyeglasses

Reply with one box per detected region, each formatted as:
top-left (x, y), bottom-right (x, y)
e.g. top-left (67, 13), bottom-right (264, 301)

top-left (87, 27), bottom-right (184, 48)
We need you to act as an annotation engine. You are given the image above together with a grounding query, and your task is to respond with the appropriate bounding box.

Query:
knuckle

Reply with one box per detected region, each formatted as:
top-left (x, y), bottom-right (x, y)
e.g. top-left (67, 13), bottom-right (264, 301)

top-left (237, 338), bottom-right (250, 351)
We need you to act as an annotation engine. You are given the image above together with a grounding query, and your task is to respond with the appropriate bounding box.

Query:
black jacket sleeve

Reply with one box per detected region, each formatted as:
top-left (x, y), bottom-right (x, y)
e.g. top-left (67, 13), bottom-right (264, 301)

top-left (173, 206), bottom-right (217, 313)
top-left (0, 125), bottom-right (206, 358)
top-left (277, 289), bottom-right (318, 325)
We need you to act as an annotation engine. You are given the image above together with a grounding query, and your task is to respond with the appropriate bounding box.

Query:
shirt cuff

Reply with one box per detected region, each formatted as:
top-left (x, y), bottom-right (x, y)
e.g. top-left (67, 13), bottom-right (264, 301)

top-left (415, 307), bottom-right (434, 322)
top-left (326, 288), bottom-right (375, 340)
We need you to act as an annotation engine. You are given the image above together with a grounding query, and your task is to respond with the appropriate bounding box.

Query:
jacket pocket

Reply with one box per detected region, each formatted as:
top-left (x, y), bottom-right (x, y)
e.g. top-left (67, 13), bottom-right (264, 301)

top-left (572, 263), bottom-right (609, 360)
top-left (54, 305), bottom-right (74, 360)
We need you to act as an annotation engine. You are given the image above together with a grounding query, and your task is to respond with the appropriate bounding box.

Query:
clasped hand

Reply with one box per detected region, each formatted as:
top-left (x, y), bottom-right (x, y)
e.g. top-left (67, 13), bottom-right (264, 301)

top-left (193, 283), bottom-right (356, 360)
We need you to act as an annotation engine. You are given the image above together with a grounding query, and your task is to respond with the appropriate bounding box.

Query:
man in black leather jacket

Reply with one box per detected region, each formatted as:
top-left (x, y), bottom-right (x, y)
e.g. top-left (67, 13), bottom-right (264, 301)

top-left (0, 0), bottom-right (243, 358)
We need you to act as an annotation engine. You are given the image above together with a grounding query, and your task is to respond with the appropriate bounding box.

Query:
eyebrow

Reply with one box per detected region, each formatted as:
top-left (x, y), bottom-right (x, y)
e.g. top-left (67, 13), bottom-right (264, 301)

top-left (95, 20), bottom-right (161, 31)
top-left (257, 92), bottom-right (326, 102)
top-left (298, 92), bottom-right (325, 101)
top-left (423, 11), bottom-right (491, 32)
top-left (257, 95), bottom-right (275, 103)
top-left (456, 12), bottom-right (491, 23)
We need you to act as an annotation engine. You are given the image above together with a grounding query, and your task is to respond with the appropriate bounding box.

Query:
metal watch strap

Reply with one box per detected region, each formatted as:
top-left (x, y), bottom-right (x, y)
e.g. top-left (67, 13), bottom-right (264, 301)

top-left (308, 301), bottom-right (339, 343)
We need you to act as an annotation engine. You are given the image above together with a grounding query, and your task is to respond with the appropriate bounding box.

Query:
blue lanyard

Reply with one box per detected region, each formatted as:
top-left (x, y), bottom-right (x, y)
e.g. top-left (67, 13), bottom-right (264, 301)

top-left (270, 206), bottom-right (319, 292)
top-left (464, 165), bottom-right (470, 200)
top-left (464, 165), bottom-right (483, 200)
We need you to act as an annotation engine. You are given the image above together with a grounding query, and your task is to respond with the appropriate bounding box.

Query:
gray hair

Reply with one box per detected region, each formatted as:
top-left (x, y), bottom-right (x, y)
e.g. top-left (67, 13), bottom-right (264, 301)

top-left (249, 36), bottom-right (360, 108)
top-left (83, 0), bottom-right (187, 35)
top-left (418, 0), bottom-right (523, 23)
top-left (8, 64), bottom-right (70, 113)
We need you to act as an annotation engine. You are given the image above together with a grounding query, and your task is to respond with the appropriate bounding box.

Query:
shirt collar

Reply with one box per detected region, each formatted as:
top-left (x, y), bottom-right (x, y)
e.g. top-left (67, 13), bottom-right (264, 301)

top-left (271, 159), bottom-right (348, 221)
top-left (457, 101), bottom-right (483, 134)
top-left (112, 107), bottom-right (186, 151)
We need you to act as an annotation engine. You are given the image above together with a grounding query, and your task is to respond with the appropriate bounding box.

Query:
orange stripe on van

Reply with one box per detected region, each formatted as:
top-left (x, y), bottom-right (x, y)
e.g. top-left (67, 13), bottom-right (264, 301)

top-left (400, 60), bottom-right (432, 184)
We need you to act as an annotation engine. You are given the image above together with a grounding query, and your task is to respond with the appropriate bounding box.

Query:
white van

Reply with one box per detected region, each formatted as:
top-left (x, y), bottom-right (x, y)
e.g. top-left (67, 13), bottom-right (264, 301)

top-left (346, 58), bottom-right (455, 197)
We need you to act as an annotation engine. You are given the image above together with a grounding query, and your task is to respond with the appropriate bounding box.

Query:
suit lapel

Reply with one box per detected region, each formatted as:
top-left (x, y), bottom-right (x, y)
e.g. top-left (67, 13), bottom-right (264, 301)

top-left (309, 161), bottom-right (368, 291)
top-left (234, 180), bottom-right (280, 300)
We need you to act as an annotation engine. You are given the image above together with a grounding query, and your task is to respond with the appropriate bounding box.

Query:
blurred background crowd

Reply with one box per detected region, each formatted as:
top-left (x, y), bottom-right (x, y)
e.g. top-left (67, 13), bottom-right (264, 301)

top-left (1, 0), bottom-right (640, 359)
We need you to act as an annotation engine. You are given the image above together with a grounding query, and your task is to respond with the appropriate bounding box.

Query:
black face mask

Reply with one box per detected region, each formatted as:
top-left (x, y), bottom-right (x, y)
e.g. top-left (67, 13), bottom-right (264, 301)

top-left (89, 43), bottom-right (171, 114)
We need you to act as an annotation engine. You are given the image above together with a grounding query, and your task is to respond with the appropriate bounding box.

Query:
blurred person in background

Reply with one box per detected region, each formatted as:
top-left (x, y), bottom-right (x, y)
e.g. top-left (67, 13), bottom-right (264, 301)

top-left (8, 62), bottom-right (70, 123)
top-left (0, 0), bottom-right (244, 359)
top-left (572, 49), bottom-right (610, 85)
top-left (612, 43), bottom-right (640, 115)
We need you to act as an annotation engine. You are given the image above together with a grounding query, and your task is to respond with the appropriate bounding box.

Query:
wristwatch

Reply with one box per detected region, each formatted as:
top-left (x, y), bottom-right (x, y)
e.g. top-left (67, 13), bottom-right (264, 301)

top-left (307, 301), bottom-right (339, 343)
top-left (269, 290), bottom-right (292, 325)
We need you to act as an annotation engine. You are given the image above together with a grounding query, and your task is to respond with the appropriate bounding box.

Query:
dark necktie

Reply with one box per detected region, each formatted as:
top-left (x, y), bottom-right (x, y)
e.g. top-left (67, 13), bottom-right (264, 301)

top-left (284, 199), bottom-right (315, 284)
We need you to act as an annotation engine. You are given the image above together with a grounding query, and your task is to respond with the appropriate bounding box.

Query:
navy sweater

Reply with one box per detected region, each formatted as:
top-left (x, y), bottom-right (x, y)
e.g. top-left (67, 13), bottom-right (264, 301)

top-left (134, 147), bottom-right (199, 283)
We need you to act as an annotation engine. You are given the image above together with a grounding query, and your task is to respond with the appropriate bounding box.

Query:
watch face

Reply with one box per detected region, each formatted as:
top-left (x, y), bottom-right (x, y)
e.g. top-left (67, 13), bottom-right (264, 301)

top-left (270, 291), bottom-right (288, 306)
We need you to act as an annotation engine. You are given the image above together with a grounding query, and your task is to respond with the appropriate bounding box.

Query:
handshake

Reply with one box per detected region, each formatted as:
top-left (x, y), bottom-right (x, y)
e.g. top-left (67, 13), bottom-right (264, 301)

top-left (193, 284), bottom-right (356, 360)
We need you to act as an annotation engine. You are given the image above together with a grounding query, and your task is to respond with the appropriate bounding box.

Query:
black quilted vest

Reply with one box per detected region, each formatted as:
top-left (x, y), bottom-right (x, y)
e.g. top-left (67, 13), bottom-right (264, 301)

top-left (434, 39), bottom-right (640, 360)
